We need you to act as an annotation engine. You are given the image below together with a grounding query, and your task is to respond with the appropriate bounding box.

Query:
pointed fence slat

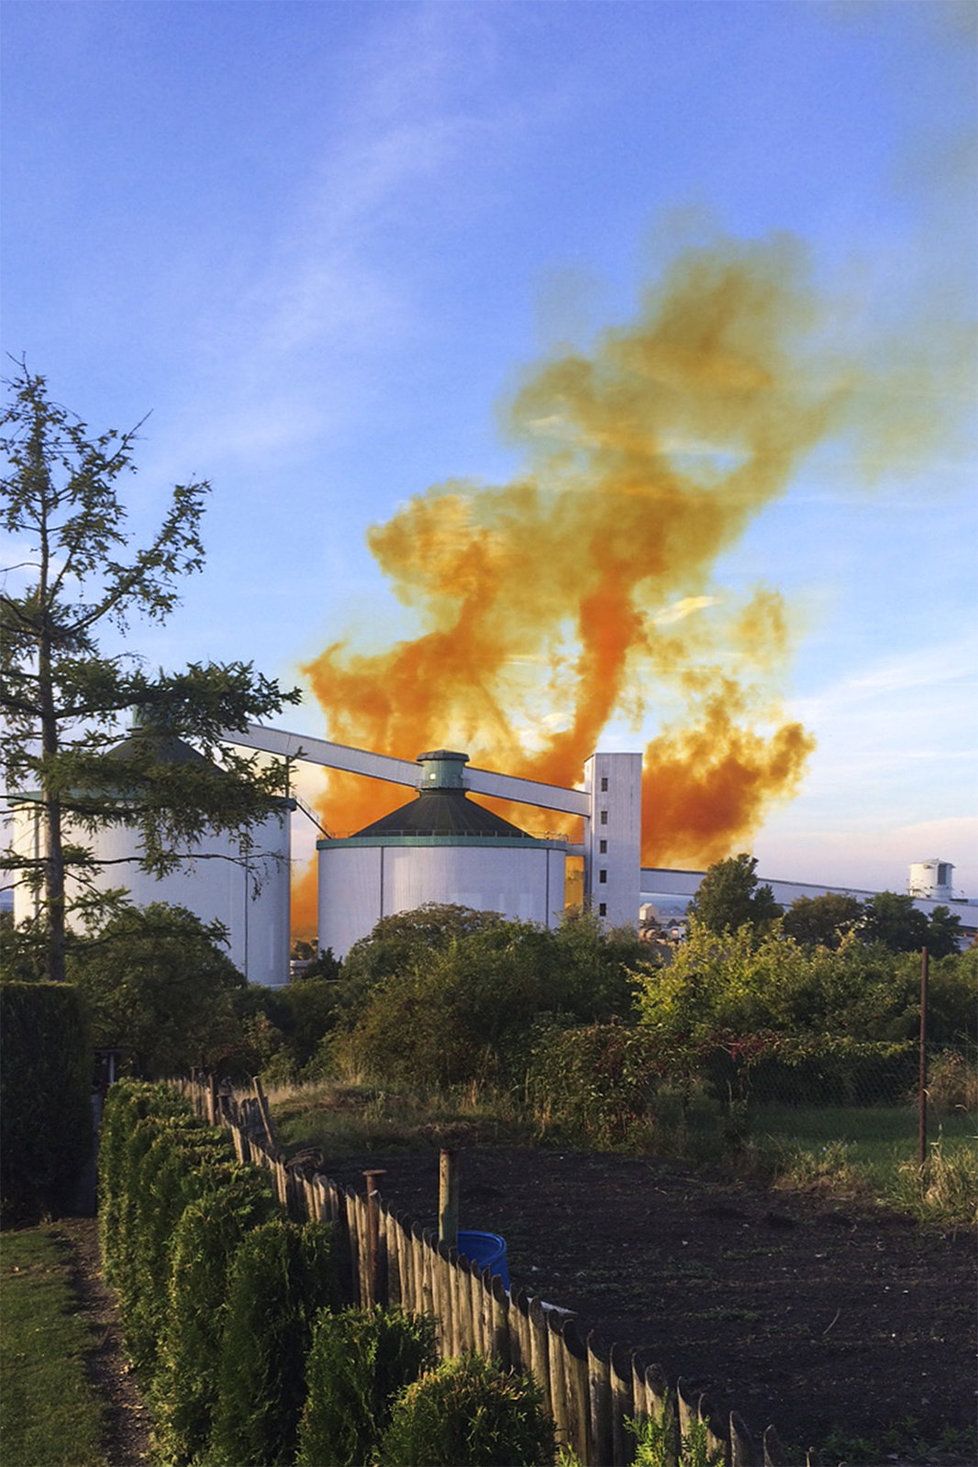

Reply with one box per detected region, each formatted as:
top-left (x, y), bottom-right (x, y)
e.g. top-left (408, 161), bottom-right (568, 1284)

top-left (490, 1274), bottom-right (511, 1368)
top-left (528, 1297), bottom-right (552, 1406)
top-left (546, 1308), bottom-right (571, 1451)
top-left (610, 1343), bottom-right (635, 1466)
top-left (561, 1318), bottom-right (590, 1465)
top-left (730, 1411), bottom-right (755, 1467)
top-left (587, 1331), bottom-right (613, 1467)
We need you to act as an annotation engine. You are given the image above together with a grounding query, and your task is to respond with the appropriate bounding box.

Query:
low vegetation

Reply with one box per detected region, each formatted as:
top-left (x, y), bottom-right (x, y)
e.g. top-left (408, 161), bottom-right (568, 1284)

top-left (379, 1354), bottom-right (555, 1467)
top-left (296, 1306), bottom-right (438, 1467)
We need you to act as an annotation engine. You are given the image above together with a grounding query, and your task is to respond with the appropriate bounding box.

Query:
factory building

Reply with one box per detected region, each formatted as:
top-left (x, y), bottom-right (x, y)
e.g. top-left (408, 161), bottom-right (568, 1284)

top-left (8, 712), bottom-right (973, 973)
top-left (641, 864), bottom-right (977, 945)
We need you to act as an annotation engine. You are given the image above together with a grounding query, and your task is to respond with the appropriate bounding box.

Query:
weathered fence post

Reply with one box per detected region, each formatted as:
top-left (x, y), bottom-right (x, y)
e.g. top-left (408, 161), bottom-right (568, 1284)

top-left (762, 1424), bottom-right (786, 1466)
top-left (546, 1309), bottom-right (571, 1451)
top-left (610, 1342), bottom-right (635, 1465)
top-left (528, 1298), bottom-right (552, 1420)
top-left (438, 1148), bottom-right (459, 1246)
top-left (252, 1075), bottom-right (277, 1150)
top-left (363, 1169), bottom-right (386, 1307)
top-left (730, 1410), bottom-right (756, 1467)
top-left (490, 1274), bottom-right (511, 1368)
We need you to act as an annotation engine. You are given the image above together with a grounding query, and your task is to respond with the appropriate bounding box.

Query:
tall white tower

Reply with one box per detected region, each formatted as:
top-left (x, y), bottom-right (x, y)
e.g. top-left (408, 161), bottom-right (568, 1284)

top-left (908, 860), bottom-right (955, 902)
top-left (583, 752), bottom-right (643, 929)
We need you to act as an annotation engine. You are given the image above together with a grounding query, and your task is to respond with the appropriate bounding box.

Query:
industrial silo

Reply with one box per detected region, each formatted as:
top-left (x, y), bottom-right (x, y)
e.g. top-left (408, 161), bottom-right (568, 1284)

top-left (10, 725), bottom-right (292, 987)
top-left (317, 750), bottom-right (567, 958)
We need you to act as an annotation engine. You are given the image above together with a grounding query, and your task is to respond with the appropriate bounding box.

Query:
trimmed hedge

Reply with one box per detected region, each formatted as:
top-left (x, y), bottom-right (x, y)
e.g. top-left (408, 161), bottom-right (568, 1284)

top-left (208, 1219), bottom-right (341, 1467)
top-left (98, 1080), bottom-right (188, 1279)
top-left (0, 981), bottom-right (92, 1225)
top-left (151, 1169), bottom-right (278, 1464)
top-left (379, 1354), bottom-right (556, 1467)
top-left (125, 1118), bottom-right (235, 1370)
top-left (296, 1306), bottom-right (438, 1467)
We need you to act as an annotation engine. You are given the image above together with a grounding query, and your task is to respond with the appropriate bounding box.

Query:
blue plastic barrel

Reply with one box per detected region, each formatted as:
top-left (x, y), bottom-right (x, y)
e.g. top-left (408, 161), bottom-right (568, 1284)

top-left (456, 1229), bottom-right (510, 1291)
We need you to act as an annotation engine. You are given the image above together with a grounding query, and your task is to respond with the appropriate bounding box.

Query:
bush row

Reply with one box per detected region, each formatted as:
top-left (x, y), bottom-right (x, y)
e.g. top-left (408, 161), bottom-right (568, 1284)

top-left (0, 980), bottom-right (93, 1225)
top-left (100, 1082), bottom-right (556, 1466)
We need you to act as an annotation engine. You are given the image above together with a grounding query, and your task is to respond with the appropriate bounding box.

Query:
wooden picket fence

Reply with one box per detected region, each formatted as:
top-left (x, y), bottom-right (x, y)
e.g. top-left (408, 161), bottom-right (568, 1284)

top-left (174, 1074), bottom-right (813, 1467)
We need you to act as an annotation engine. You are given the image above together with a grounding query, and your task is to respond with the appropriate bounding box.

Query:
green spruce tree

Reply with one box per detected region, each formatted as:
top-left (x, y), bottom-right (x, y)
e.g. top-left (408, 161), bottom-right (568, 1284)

top-left (1, 366), bottom-right (299, 980)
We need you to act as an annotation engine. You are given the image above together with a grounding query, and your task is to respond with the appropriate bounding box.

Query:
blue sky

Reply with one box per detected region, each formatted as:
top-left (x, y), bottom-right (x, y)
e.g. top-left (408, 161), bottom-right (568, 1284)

top-left (3, 0), bottom-right (976, 894)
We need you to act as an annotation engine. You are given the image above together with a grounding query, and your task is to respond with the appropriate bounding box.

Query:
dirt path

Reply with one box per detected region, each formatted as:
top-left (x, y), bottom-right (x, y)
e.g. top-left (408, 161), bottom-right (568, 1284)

top-left (54, 1217), bottom-right (153, 1467)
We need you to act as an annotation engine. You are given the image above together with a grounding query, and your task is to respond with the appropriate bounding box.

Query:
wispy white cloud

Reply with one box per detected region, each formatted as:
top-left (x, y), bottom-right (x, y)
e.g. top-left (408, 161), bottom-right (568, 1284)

top-left (146, 5), bottom-right (543, 477)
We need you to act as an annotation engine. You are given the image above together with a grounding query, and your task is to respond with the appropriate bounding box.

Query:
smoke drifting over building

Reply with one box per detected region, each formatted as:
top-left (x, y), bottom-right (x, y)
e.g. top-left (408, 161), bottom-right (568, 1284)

top-left (293, 230), bottom-right (965, 934)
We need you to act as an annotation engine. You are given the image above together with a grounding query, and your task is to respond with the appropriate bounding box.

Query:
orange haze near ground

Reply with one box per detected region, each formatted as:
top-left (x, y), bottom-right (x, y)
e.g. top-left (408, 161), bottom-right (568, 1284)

top-left (292, 232), bottom-right (950, 936)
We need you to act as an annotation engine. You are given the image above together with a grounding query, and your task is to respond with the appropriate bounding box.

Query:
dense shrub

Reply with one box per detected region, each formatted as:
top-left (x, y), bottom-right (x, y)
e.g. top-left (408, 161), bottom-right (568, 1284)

top-left (632, 923), bottom-right (978, 1106)
top-left (151, 1169), bottom-right (278, 1464)
top-left (742, 1035), bottom-right (916, 1106)
top-left (207, 1219), bottom-right (340, 1467)
top-left (125, 1118), bottom-right (235, 1370)
top-left (0, 981), bottom-right (92, 1225)
top-left (528, 1021), bottom-right (663, 1143)
top-left (97, 1080), bottom-right (187, 1280)
top-left (344, 912), bottom-right (644, 1090)
top-left (296, 1306), bottom-right (438, 1467)
top-left (380, 1354), bottom-right (555, 1467)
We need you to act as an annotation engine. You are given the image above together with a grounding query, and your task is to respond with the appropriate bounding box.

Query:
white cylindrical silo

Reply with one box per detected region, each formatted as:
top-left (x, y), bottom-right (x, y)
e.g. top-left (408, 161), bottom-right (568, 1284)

top-left (318, 749), bottom-right (567, 958)
top-left (8, 730), bottom-right (292, 987)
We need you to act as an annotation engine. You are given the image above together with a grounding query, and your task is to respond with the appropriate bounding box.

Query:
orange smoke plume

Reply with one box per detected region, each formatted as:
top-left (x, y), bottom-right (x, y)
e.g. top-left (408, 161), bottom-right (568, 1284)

top-left (293, 232), bottom-right (904, 934)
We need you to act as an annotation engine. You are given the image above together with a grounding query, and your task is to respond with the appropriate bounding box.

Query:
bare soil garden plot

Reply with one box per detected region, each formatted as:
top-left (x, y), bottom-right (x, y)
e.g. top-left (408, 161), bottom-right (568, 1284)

top-left (321, 1146), bottom-right (975, 1460)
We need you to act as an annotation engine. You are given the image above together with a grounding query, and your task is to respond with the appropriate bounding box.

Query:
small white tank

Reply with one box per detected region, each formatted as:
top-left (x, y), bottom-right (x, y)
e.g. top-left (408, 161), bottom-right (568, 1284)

top-left (318, 750), bottom-right (567, 958)
top-left (908, 859), bottom-right (955, 903)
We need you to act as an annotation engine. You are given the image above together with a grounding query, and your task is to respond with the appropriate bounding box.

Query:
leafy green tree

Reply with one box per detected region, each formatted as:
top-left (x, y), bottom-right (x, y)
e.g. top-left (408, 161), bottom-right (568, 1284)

top-left (68, 902), bottom-right (245, 1076)
top-left (860, 891), bottom-right (929, 953)
top-left (925, 905), bottom-right (963, 960)
top-left (1, 366), bottom-right (298, 982)
top-left (344, 910), bottom-right (644, 1088)
top-left (296, 946), bottom-right (342, 981)
top-left (341, 903), bottom-right (504, 988)
top-left (782, 892), bottom-right (863, 949)
top-left (687, 853), bottom-right (781, 935)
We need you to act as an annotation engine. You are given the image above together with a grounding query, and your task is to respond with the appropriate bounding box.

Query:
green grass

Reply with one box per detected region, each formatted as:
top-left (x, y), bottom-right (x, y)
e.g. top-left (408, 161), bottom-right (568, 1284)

top-left (751, 1103), bottom-right (977, 1224)
top-left (0, 1228), bottom-right (104, 1467)
top-left (752, 1102), bottom-right (974, 1174)
top-left (271, 1078), bottom-right (532, 1158)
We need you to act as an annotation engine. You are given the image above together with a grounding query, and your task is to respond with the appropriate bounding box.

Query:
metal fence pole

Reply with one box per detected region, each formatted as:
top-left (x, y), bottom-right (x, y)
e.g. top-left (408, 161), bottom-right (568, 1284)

top-left (918, 946), bottom-right (929, 1168)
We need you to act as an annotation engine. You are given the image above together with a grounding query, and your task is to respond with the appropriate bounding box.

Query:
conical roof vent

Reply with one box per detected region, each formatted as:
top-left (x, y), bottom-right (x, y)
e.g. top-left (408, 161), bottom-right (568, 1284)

top-left (351, 749), bottom-right (532, 840)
